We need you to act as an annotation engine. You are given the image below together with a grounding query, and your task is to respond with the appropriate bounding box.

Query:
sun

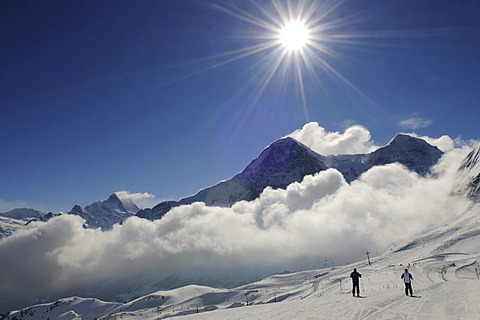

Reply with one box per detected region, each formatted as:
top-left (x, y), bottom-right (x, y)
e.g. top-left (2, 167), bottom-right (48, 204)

top-left (207, 0), bottom-right (376, 120)
top-left (278, 20), bottom-right (311, 52)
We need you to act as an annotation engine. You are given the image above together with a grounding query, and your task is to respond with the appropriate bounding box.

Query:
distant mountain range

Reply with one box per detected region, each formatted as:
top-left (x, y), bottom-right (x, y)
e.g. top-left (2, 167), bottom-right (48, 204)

top-left (0, 193), bottom-right (139, 236)
top-left (137, 134), bottom-right (444, 220)
top-left (1, 133), bottom-right (469, 235)
top-left (0, 209), bottom-right (59, 238)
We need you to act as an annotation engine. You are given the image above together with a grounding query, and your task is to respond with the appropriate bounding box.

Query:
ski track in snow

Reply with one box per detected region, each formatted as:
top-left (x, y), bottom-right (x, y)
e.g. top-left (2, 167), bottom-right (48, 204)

top-left (98, 247), bottom-right (480, 320)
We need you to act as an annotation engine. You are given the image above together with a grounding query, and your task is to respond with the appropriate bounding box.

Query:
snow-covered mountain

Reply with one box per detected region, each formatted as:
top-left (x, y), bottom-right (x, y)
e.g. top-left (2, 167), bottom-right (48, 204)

top-left (0, 208), bottom-right (45, 221)
top-left (2, 296), bottom-right (121, 320)
top-left (361, 133), bottom-right (444, 175)
top-left (138, 134), bottom-right (443, 220)
top-left (0, 216), bottom-right (28, 239)
top-left (138, 137), bottom-right (329, 220)
top-left (68, 193), bottom-right (140, 230)
top-left (0, 209), bottom-right (59, 238)
top-left (455, 145), bottom-right (480, 201)
top-left (0, 194), bottom-right (140, 237)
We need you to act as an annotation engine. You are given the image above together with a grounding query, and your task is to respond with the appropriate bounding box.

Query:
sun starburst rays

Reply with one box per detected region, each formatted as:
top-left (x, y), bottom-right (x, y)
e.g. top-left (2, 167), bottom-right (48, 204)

top-left (203, 0), bottom-right (382, 121)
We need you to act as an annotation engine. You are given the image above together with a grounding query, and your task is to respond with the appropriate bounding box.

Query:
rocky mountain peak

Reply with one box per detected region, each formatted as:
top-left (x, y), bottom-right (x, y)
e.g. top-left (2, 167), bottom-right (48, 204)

top-left (389, 133), bottom-right (421, 145)
top-left (70, 205), bottom-right (86, 215)
top-left (365, 134), bottom-right (444, 176)
top-left (108, 193), bottom-right (122, 204)
top-left (240, 137), bottom-right (327, 182)
top-left (67, 194), bottom-right (139, 230)
top-left (113, 193), bottom-right (140, 214)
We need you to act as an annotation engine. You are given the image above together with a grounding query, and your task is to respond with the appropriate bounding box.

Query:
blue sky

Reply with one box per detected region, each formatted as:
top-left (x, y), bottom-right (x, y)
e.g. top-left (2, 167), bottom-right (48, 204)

top-left (1, 0), bottom-right (479, 213)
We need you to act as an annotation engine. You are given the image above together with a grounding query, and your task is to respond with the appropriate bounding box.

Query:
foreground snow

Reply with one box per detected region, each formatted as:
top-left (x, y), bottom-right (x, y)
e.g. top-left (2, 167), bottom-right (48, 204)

top-left (178, 263), bottom-right (480, 320)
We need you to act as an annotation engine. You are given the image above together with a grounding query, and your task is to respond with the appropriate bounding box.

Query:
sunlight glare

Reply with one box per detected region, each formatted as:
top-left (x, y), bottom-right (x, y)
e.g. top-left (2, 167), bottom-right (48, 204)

top-left (208, 0), bottom-right (378, 121)
top-left (279, 20), bottom-right (311, 52)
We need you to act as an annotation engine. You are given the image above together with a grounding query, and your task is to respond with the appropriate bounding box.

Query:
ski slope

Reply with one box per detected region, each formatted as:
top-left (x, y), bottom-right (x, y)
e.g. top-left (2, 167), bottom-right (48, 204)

top-left (105, 203), bottom-right (480, 320)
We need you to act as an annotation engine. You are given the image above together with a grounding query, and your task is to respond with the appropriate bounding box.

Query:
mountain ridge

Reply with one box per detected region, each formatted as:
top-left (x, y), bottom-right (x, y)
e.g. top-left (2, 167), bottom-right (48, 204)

top-left (138, 134), bottom-right (444, 220)
top-left (0, 134), bottom-right (446, 231)
top-left (66, 193), bottom-right (140, 230)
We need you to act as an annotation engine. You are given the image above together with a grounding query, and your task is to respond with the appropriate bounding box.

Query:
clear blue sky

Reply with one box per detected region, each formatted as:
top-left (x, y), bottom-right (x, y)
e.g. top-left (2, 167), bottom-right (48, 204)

top-left (1, 0), bottom-right (479, 213)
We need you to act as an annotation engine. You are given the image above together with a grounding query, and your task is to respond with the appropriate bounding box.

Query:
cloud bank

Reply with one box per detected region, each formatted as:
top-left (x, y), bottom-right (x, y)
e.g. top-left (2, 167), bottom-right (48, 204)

top-left (0, 124), bottom-right (475, 313)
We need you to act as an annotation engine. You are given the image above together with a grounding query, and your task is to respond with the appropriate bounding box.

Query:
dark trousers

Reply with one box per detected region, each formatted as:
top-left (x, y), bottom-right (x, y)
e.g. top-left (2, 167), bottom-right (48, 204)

top-left (404, 283), bottom-right (413, 296)
top-left (352, 281), bottom-right (360, 296)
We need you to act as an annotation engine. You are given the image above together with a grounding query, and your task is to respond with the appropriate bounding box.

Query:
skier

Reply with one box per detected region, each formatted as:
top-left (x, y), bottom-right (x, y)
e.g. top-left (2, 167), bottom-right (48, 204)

top-left (350, 268), bottom-right (362, 297)
top-left (401, 269), bottom-right (413, 296)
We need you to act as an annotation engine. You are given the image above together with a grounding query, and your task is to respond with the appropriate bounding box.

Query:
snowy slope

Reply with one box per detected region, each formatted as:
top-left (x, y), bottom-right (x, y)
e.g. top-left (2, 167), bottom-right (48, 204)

top-left (4, 296), bottom-right (122, 320)
top-left (150, 199), bottom-right (480, 319)
top-left (455, 145), bottom-right (480, 201)
top-left (173, 202), bottom-right (480, 320)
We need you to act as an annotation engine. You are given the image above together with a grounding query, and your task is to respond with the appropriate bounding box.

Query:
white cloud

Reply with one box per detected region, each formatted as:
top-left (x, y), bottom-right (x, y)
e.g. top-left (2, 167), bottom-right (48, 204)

top-left (115, 191), bottom-right (157, 209)
top-left (417, 134), bottom-right (456, 152)
top-left (288, 122), bottom-right (378, 155)
top-left (398, 116), bottom-right (433, 130)
top-left (0, 127), bottom-right (475, 313)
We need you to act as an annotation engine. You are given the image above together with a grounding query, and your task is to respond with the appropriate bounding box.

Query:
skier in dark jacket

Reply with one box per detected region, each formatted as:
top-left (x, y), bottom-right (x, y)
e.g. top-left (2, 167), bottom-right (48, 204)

top-left (401, 269), bottom-right (413, 296)
top-left (350, 268), bottom-right (362, 297)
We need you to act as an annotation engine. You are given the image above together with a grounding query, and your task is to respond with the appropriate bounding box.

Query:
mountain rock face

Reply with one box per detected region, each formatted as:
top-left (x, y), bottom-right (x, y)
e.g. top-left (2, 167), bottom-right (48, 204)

top-left (363, 134), bottom-right (444, 175)
top-left (68, 193), bottom-right (140, 230)
top-left (138, 134), bottom-right (444, 221)
top-left (138, 137), bottom-right (329, 220)
top-left (455, 146), bottom-right (480, 201)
